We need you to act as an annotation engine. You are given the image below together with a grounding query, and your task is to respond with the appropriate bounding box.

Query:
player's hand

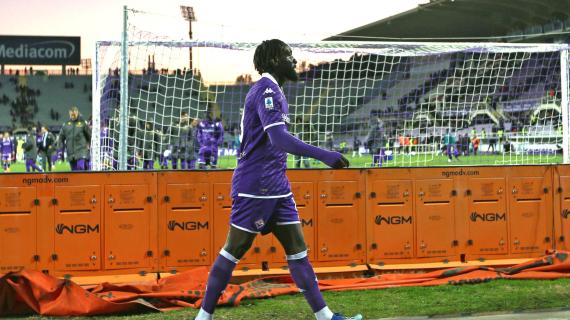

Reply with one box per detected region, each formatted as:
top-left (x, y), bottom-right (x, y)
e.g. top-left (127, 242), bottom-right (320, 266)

top-left (322, 151), bottom-right (350, 169)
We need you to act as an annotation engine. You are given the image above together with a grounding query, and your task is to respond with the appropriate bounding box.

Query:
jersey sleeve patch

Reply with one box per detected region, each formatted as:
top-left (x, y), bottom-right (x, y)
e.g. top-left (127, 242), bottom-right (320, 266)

top-left (264, 97), bottom-right (274, 110)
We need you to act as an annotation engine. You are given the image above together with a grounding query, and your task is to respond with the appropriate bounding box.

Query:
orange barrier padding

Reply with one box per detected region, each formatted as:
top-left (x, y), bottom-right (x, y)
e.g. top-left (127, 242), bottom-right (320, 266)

top-left (4, 250), bottom-right (570, 317)
top-left (157, 172), bottom-right (213, 271)
top-left (553, 165), bottom-right (570, 251)
top-left (315, 170), bottom-right (366, 266)
top-left (0, 186), bottom-right (38, 273)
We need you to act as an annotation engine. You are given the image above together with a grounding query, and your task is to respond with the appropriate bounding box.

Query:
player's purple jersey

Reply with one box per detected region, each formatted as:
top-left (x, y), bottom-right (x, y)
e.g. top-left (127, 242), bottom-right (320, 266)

top-left (197, 119), bottom-right (222, 148)
top-left (1, 137), bottom-right (15, 155)
top-left (231, 73), bottom-right (291, 198)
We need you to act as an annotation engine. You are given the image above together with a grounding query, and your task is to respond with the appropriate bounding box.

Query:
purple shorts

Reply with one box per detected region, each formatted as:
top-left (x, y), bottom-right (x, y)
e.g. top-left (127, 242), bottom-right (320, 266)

top-left (2, 154), bottom-right (11, 161)
top-left (230, 195), bottom-right (299, 234)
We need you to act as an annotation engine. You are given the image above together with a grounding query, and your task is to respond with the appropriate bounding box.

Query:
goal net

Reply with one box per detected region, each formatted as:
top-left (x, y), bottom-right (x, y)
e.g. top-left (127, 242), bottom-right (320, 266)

top-left (91, 9), bottom-right (570, 170)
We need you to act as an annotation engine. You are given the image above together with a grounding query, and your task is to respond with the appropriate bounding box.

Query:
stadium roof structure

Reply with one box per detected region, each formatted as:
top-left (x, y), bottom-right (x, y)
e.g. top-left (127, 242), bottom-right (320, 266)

top-left (325, 0), bottom-right (570, 42)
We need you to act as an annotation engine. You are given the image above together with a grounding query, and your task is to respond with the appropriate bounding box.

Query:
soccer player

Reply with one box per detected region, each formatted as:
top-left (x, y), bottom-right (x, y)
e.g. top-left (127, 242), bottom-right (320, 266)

top-left (212, 115), bottom-right (224, 168)
top-left (194, 39), bottom-right (361, 320)
top-left (197, 107), bottom-right (223, 169)
top-left (1, 131), bottom-right (16, 172)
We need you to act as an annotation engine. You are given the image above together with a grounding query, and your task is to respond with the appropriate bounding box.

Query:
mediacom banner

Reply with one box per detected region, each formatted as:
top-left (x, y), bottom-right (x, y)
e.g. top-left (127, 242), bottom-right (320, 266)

top-left (0, 35), bottom-right (80, 65)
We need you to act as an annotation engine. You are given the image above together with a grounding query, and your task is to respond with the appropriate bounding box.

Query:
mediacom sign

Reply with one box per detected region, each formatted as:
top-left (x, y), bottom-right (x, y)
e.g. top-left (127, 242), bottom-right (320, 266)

top-left (0, 35), bottom-right (80, 65)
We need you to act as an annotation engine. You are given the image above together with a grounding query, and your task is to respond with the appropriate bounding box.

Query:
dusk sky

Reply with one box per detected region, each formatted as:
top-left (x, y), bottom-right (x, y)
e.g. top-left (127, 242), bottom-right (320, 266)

top-left (1, 0), bottom-right (426, 62)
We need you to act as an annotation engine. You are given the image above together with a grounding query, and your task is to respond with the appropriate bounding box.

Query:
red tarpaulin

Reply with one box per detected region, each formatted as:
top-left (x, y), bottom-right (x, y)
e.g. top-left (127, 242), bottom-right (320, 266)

top-left (2, 251), bottom-right (570, 316)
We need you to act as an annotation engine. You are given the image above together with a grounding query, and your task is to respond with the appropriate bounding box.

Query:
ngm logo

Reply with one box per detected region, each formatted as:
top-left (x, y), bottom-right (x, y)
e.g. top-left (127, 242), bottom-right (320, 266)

top-left (375, 215), bottom-right (412, 225)
top-left (55, 224), bottom-right (99, 234)
top-left (470, 212), bottom-right (506, 222)
top-left (562, 209), bottom-right (570, 219)
top-left (301, 219), bottom-right (313, 227)
top-left (167, 220), bottom-right (209, 231)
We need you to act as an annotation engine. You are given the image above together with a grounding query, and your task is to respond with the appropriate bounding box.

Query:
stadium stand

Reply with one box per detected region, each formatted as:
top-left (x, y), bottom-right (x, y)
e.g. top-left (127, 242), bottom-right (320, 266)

top-left (0, 75), bottom-right (91, 130)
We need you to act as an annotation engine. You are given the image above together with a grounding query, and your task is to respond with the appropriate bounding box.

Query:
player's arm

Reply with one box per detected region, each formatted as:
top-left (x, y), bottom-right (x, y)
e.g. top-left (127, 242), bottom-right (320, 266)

top-left (266, 125), bottom-right (348, 169)
top-left (258, 91), bottom-right (348, 168)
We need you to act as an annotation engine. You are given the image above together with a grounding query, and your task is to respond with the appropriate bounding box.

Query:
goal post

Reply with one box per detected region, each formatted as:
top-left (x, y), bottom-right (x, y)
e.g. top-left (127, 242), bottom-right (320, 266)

top-left (91, 29), bottom-right (570, 170)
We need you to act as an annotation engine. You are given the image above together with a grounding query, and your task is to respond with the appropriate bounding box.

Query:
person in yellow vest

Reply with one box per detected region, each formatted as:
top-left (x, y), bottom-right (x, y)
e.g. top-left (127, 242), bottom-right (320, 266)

top-left (339, 141), bottom-right (347, 154)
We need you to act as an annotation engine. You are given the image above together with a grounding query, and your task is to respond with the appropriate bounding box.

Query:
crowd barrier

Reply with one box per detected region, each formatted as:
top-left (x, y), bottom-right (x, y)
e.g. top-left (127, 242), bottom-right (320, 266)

top-left (0, 165), bottom-right (564, 280)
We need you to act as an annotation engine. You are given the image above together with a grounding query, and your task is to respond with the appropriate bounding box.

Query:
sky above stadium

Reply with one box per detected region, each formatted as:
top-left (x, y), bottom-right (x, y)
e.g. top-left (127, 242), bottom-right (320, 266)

top-left (1, 0), bottom-right (426, 61)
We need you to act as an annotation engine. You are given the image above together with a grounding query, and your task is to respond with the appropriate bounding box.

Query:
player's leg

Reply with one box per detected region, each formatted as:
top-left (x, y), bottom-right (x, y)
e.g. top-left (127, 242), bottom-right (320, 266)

top-left (272, 198), bottom-right (362, 320)
top-left (196, 226), bottom-right (257, 320)
top-left (211, 147), bottom-right (218, 168)
top-left (47, 153), bottom-right (53, 171)
top-left (2, 155), bottom-right (10, 172)
top-left (76, 158), bottom-right (86, 171)
top-left (198, 147), bottom-right (207, 169)
top-left (69, 159), bottom-right (77, 171)
top-left (197, 197), bottom-right (267, 320)
top-left (188, 159), bottom-right (196, 169)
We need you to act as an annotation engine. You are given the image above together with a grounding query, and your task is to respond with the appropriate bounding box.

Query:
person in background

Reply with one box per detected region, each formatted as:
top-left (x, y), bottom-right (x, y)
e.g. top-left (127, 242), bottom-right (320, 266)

top-left (37, 126), bottom-right (56, 172)
top-left (138, 121), bottom-right (159, 170)
top-left (460, 133), bottom-right (471, 156)
top-left (366, 116), bottom-right (386, 167)
top-left (186, 118), bottom-right (199, 169)
top-left (352, 135), bottom-right (362, 158)
top-left (158, 126), bottom-right (170, 169)
top-left (212, 116), bottom-right (224, 168)
top-left (472, 134), bottom-right (481, 156)
top-left (57, 106), bottom-right (91, 171)
top-left (197, 108), bottom-right (223, 169)
top-left (23, 127), bottom-right (42, 172)
top-left (171, 112), bottom-right (188, 170)
top-left (443, 129), bottom-right (459, 162)
top-left (1, 131), bottom-right (16, 172)
top-left (325, 131), bottom-right (334, 151)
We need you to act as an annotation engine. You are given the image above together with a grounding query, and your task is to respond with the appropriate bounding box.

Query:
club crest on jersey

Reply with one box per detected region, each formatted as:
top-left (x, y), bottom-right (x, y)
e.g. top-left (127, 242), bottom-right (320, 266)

top-left (264, 97), bottom-right (274, 110)
top-left (281, 113), bottom-right (290, 124)
top-left (264, 87), bottom-right (274, 95)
